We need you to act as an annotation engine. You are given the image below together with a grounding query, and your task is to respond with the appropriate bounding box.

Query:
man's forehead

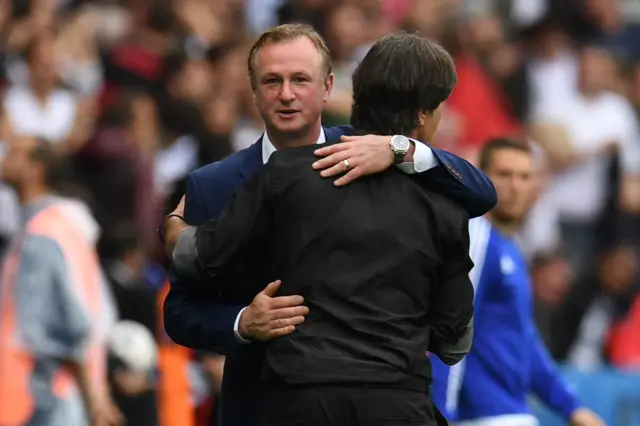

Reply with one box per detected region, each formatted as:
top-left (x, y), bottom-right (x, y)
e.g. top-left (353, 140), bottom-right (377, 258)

top-left (255, 37), bottom-right (323, 74)
top-left (491, 149), bottom-right (532, 170)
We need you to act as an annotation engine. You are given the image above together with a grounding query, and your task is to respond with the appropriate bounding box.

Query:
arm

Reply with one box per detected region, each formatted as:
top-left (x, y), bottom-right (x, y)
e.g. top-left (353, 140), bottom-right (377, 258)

top-left (427, 215), bottom-right (475, 365)
top-left (163, 172), bottom-right (246, 351)
top-left (417, 145), bottom-right (497, 217)
top-left (313, 135), bottom-right (497, 218)
top-left (528, 324), bottom-right (582, 419)
top-left (172, 169), bottom-right (272, 280)
top-left (163, 267), bottom-right (243, 352)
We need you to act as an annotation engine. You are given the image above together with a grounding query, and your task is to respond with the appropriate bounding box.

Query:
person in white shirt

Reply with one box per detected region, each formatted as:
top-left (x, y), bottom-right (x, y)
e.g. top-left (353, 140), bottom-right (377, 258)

top-left (529, 44), bottom-right (640, 272)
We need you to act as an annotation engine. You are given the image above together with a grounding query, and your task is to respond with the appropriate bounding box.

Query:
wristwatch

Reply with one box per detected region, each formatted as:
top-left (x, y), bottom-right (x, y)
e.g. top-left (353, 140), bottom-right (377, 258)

top-left (390, 135), bottom-right (411, 164)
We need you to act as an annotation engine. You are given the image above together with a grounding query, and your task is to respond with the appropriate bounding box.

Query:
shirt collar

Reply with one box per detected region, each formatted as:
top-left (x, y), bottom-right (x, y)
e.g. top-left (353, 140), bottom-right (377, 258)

top-left (261, 128), bottom-right (326, 164)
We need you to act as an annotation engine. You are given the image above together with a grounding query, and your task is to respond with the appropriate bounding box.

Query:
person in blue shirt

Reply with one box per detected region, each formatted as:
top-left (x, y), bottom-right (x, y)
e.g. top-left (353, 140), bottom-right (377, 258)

top-left (431, 138), bottom-right (604, 426)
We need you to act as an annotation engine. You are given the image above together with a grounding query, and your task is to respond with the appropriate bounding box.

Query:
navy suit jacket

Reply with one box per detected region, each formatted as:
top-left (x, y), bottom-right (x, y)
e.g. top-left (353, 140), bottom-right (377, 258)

top-left (164, 126), bottom-right (496, 425)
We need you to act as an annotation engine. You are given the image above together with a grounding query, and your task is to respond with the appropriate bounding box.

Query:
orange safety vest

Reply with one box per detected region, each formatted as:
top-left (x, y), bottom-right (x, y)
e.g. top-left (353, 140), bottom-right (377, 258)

top-left (0, 205), bottom-right (107, 425)
top-left (157, 281), bottom-right (195, 426)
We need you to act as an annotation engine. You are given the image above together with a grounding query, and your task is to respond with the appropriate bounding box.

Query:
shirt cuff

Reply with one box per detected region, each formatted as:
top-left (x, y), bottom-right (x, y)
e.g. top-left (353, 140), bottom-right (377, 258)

top-left (396, 140), bottom-right (438, 174)
top-left (233, 307), bottom-right (252, 344)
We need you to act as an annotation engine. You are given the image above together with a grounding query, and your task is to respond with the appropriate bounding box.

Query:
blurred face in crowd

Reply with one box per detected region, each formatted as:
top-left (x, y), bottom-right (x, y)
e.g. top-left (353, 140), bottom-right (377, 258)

top-left (1, 138), bottom-right (39, 190)
top-left (326, 5), bottom-right (369, 57)
top-left (485, 147), bottom-right (535, 223)
top-left (28, 35), bottom-right (58, 91)
top-left (578, 47), bottom-right (616, 94)
top-left (252, 36), bottom-right (333, 142)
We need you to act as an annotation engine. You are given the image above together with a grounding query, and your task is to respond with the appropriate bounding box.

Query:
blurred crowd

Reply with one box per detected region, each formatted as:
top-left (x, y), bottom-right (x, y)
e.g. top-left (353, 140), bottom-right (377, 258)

top-left (0, 0), bottom-right (638, 425)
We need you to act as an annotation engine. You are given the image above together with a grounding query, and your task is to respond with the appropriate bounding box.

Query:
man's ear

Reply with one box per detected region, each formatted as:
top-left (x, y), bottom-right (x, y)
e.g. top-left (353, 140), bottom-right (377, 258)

top-left (417, 110), bottom-right (428, 127)
top-left (323, 73), bottom-right (335, 103)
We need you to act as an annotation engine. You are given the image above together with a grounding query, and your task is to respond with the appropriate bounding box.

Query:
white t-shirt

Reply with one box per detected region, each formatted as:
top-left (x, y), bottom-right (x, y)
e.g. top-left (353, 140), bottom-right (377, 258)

top-left (3, 85), bottom-right (77, 144)
top-left (533, 91), bottom-right (640, 222)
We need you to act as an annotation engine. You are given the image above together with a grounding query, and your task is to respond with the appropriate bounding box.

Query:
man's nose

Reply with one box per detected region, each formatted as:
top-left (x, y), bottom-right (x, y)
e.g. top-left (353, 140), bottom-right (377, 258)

top-left (279, 82), bottom-right (295, 102)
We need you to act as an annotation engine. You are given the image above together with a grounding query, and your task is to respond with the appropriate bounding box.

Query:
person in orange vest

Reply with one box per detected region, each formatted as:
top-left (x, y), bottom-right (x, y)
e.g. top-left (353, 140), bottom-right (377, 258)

top-left (157, 281), bottom-right (197, 426)
top-left (0, 137), bottom-right (120, 426)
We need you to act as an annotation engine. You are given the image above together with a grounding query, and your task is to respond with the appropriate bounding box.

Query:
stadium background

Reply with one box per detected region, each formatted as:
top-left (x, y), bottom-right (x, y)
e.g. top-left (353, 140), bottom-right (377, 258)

top-left (0, 0), bottom-right (639, 425)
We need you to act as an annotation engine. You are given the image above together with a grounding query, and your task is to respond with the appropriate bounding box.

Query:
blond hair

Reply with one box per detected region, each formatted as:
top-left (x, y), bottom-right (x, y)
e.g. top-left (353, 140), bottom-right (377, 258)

top-left (247, 24), bottom-right (332, 89)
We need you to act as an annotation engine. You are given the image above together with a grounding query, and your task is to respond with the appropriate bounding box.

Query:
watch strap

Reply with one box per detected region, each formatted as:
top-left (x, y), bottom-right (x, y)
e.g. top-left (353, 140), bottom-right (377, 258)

top-left (157, 213), bottom-right (186, 243)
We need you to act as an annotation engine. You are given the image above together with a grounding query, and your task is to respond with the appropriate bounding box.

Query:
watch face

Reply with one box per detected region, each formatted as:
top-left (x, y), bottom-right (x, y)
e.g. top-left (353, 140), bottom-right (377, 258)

top-left (392, 135), bottom-right (411, 152)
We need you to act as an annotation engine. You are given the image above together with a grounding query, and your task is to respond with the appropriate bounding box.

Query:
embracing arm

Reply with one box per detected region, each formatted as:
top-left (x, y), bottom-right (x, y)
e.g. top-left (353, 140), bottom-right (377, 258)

top-left (163, 172), bottom-right (247, 351)
top-left (171, 167), bottom-right (272, 281)
top-left (427, 215), bottom-right (475, 365)
top-left (313, 134), bottom-right (497, 218)
top-left (409, 143), bottom-right (497, 218)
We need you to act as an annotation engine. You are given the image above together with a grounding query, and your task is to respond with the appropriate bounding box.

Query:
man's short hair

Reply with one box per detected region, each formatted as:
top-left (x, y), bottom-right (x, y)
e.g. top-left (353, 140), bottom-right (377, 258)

top-left (350, 33), bottom-right (457, 135)
top-left (247, 24), bottom-right (332, 89)
top-left (478, 137), bottom-right (532, 171)
top-left (30, 138), bottom-right (67, 188)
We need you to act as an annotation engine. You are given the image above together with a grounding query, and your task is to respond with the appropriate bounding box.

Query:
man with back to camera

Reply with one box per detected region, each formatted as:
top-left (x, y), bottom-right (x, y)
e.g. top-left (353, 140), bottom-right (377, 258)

top-left (161, 24), bottom-right (497, 426)
top-left (430, 138), bottom-right (604, 426)
top-left (162, 33), bottom-right (474, 426)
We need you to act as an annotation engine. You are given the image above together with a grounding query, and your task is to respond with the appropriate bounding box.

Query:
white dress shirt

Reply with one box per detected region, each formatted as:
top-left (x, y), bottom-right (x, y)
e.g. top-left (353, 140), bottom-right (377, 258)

top-left (232, 130), bottom-right (439, 342)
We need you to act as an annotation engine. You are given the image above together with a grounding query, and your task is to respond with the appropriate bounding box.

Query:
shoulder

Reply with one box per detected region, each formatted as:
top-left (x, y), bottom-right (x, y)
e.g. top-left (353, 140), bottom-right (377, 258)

top-left (20, 233), bottom-right (65, 267)
top-left (2, 85), bottom-right (27, 107)
top-left (189, 144), bottom-right (254, 183)
top-left (325, 125), bottom-right (354, 140)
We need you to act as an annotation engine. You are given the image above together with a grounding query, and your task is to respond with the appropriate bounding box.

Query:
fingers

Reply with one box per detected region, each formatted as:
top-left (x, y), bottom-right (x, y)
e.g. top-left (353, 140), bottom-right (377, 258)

top-left (261, 280), bottom-right (282, 297)
top-left (333, 167), bottom-right (364, 186)
top-left (340, 135), bottom-right (362, 142)
top-left (269, 305), bottom-right (309, 319)
top-left (269, 294), bottom-right (305, 309)
top-left (313, 141), bottom-right (351, 159)
top-left (271, 315), bottom-right (306, 330)
top-left (312, 150), bottom-right (352, 172)
top-left (316, 152), bottom-right (353, 177)
top-left (267, 325), bottom-right (296, 339)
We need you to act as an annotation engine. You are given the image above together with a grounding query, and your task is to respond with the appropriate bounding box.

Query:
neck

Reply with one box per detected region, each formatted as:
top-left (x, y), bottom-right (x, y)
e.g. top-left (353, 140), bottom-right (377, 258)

top-left (487, 213), bottom-right (519, 236)
top-left (267, 123), bottom-right (322, 150)
top-left (19, 184), bottom-right (51, 205)
top-left (31, 83), bottom-right (53, 103)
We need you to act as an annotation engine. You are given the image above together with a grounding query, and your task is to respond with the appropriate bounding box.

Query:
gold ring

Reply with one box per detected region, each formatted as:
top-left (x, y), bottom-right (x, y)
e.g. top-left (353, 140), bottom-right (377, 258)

top-left (343, 159), bottom-right (351, 169)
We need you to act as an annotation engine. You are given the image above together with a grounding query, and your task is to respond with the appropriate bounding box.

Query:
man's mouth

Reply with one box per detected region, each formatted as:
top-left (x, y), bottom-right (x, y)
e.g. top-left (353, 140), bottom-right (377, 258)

top-left (277, 109), bottom-right (299, 117)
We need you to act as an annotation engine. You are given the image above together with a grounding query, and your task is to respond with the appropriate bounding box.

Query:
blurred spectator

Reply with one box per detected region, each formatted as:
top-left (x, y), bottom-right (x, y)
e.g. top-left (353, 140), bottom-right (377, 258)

top-left (99, 223), bottom-right (158, 336)
top-left (3, 32), bottom-right (92, 151)
top-left (108, 320), bottom-right (159, 426)
top-left (0, 136), bottom-right (119, 426)
top-left (529, 45), bottom-right (640, 272)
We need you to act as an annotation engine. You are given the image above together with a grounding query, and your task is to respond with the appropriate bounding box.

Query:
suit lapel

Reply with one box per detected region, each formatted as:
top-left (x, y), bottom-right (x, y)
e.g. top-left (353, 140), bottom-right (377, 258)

top-left (238, 138), bottom-right (264, 180)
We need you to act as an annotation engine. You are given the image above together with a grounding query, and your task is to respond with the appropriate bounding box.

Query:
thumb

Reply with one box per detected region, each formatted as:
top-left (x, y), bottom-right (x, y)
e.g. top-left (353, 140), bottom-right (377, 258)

top-left (340, 135), bottom-right (362, 142)
top-left (261, 280), bottom-right (282, 297)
